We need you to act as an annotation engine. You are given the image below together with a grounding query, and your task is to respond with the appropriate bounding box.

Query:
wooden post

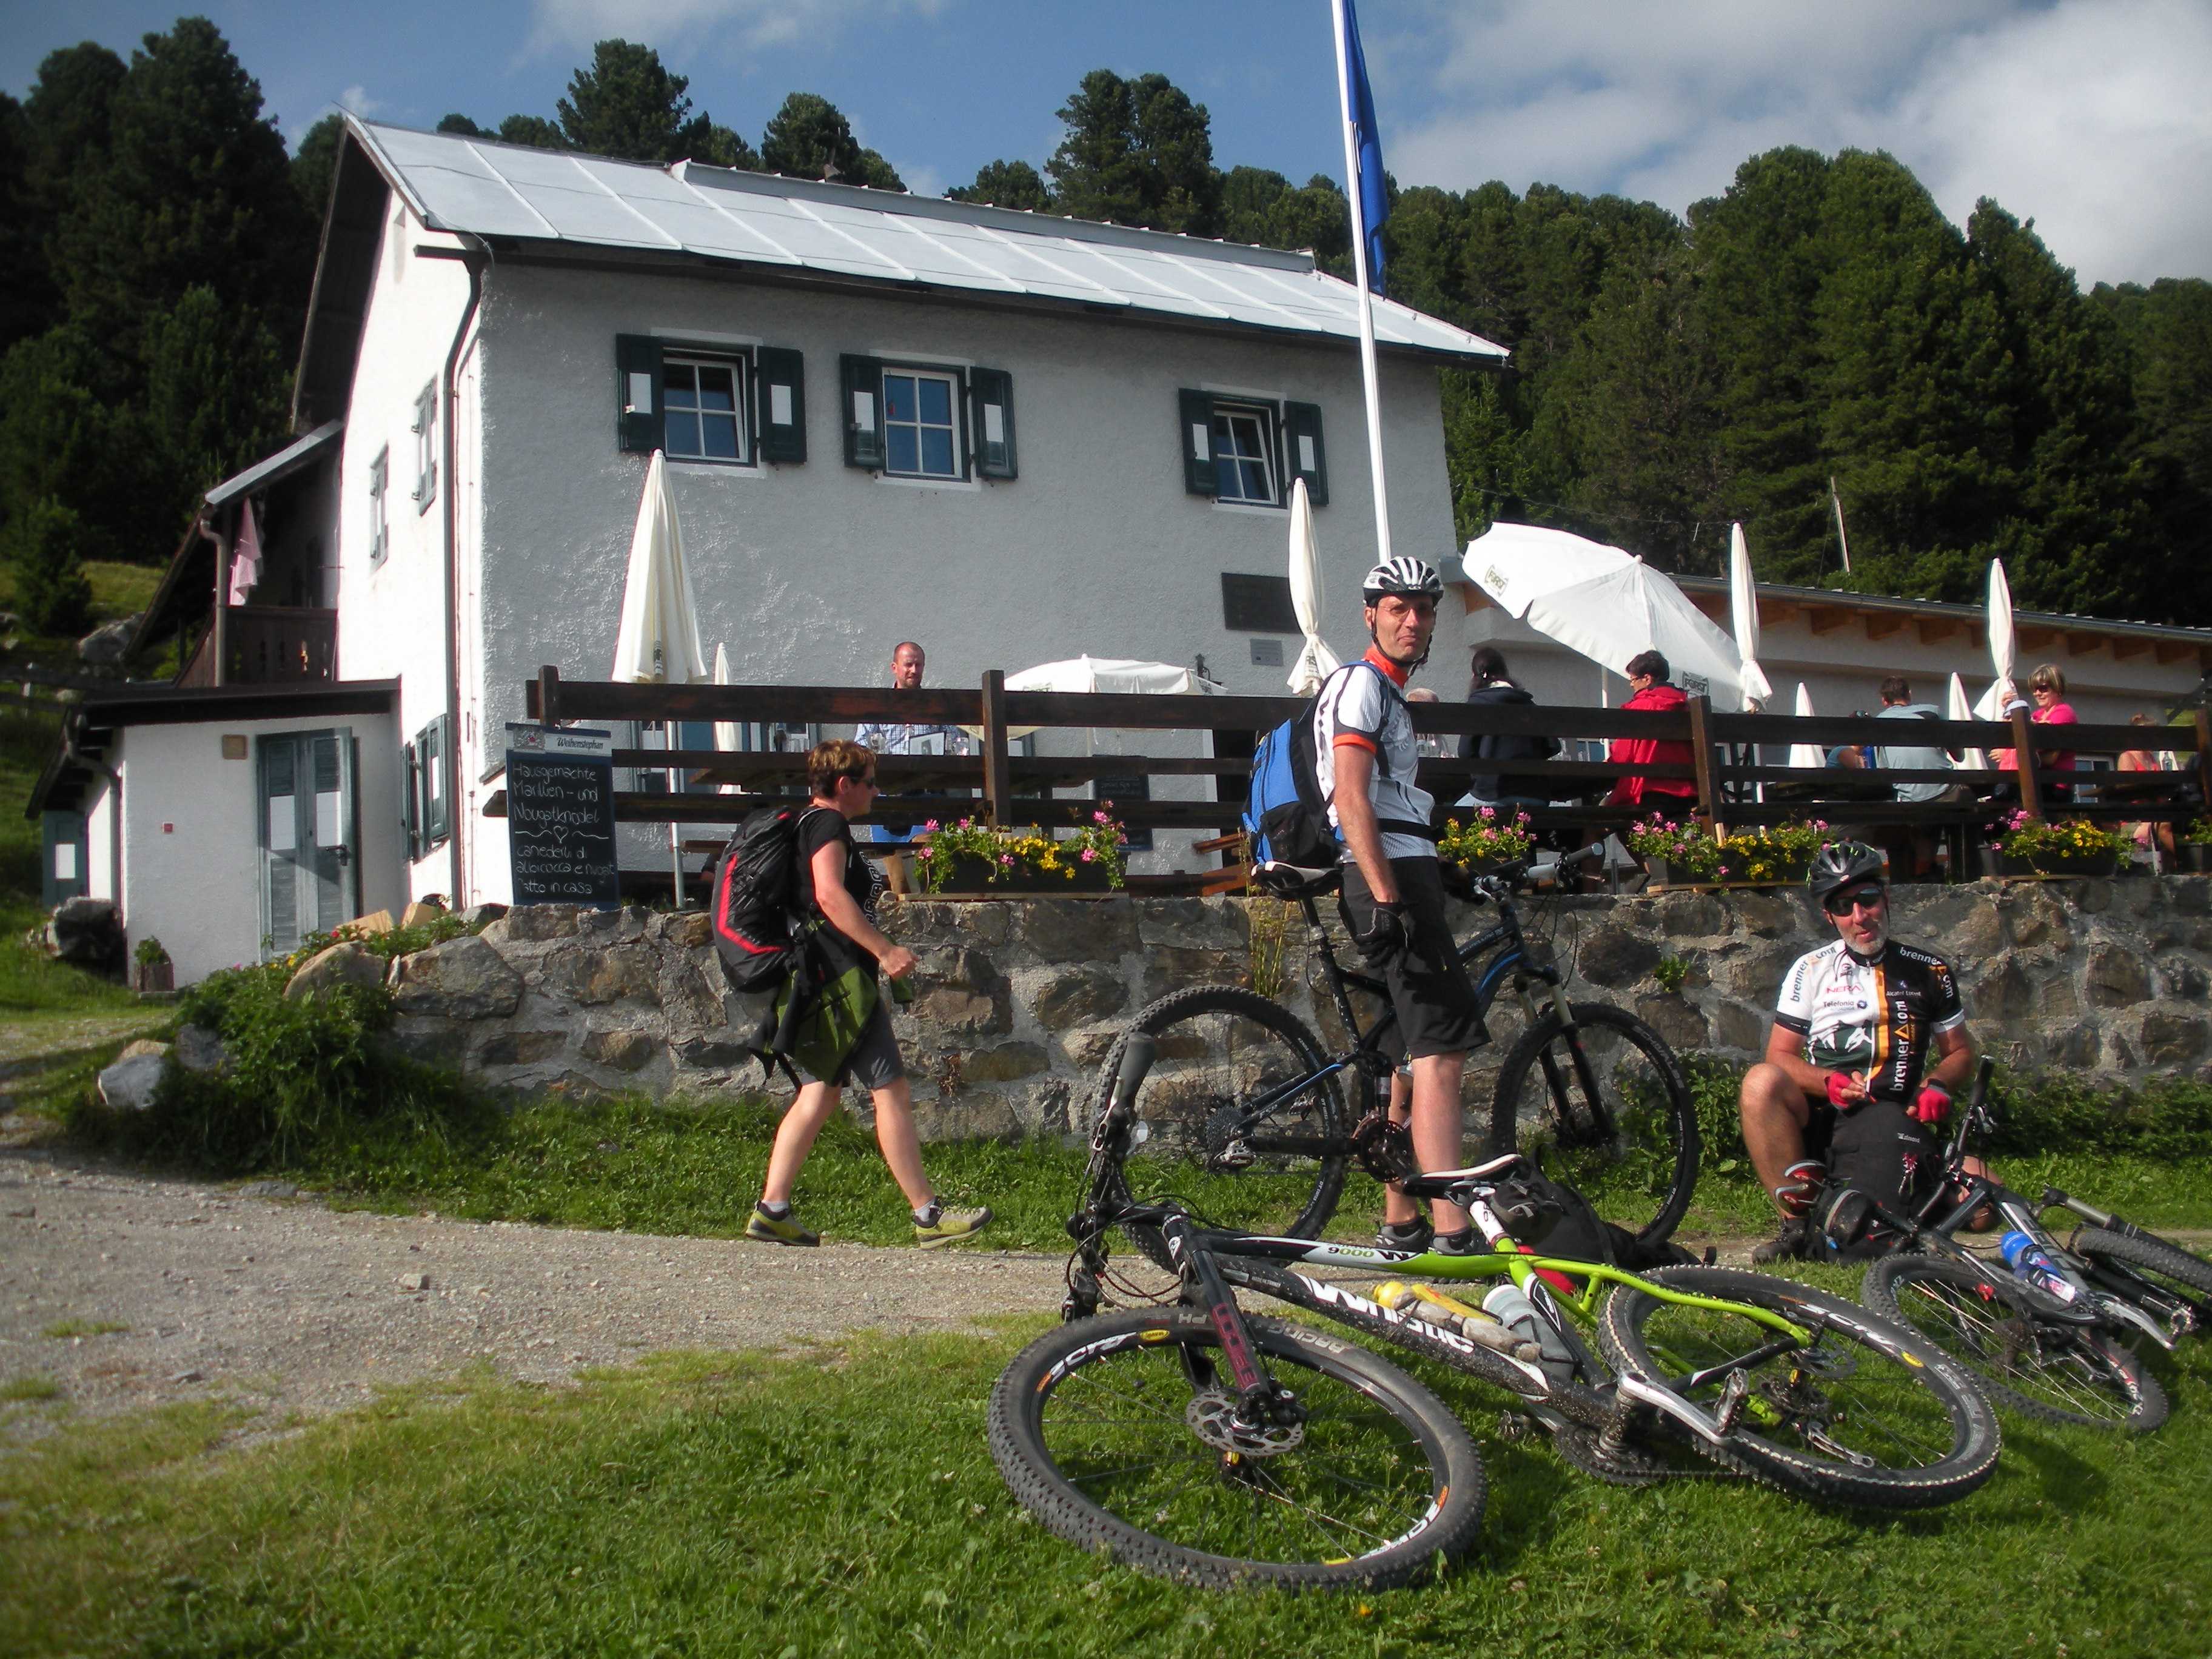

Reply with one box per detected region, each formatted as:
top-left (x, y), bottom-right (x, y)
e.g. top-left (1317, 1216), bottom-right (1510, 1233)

top-left (2009, 706), bottom-right (2045, 822)
top-left (1686, 693), bottom-right (1725, 842)
top-left (2194, 708), bottom-right (2212, 828)
top-left (535, 663), bottom-right (562, 726)
top-left (979, 669), bottom-right (1011, 827)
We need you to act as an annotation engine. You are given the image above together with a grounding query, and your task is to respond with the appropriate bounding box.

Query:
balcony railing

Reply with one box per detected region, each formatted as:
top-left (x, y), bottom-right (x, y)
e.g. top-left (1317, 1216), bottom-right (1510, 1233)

top-left (176, 607), bottom-right (337, 688)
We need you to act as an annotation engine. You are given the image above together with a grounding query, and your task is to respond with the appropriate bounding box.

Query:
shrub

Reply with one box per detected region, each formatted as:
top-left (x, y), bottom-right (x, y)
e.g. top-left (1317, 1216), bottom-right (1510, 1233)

top-left (10, 496), bottom-right (92, 635)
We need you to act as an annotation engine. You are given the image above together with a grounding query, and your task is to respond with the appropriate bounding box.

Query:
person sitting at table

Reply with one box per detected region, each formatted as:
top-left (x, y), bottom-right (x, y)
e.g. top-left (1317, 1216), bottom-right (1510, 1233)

top-left (2119, 714), bottom-right (2177, 863)
top-left (1460, 646), bottom-right (1560, 809)
top-left (1872, 676), bottom-right (1968, 879)
top-left (1603, 651), bottom-right (1698, 810)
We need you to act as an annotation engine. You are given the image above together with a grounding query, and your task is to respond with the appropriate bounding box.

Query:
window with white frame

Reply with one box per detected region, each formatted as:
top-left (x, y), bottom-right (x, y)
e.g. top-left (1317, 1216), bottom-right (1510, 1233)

top-left (882, 369), bottom-right (960, 478)
top-left (368, 447), bottom-right (389, 566)
top-left (412, 383), bottom-right (437, 512)
top-left (1211, 404), bottom-right (1278, 504)
top-left (662, 354), bottom-right (748, 463)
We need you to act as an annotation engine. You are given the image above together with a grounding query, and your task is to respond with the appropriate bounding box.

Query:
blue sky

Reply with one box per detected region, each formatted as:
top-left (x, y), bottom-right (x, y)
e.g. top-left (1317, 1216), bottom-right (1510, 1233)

top-left (7, 0), bottom-right (2209, 287)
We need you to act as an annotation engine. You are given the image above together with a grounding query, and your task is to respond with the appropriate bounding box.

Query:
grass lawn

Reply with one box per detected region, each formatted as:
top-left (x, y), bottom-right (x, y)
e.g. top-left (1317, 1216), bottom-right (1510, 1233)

top-left (3, 1301), bottom-right (2209, 1658)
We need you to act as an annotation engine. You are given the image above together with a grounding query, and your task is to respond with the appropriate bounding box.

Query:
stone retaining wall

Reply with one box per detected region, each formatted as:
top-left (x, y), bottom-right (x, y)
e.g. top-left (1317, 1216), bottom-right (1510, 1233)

top-left (378, 876), bottom-right (2212, 1140)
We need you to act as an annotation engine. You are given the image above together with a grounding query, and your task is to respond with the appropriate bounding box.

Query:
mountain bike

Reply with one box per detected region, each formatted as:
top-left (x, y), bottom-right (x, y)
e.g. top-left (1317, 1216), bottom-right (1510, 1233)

top-left (986, 1037), bottom-right (2001, 1590)
top-left (1855, 1059), bottom-right (2185, 1433)
top-left (1087, 846), bottom-right (1698, 1267)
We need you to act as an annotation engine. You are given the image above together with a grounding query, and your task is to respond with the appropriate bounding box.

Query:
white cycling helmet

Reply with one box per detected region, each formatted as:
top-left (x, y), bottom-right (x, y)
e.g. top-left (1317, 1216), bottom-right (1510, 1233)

top-left (1361, 556), bottom-right (1444, 603)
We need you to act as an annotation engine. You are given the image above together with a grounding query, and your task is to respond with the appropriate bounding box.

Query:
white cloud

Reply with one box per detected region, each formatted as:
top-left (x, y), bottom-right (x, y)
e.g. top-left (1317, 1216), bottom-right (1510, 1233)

top-left (337, 84), bottom-right (385, 118)
top-left (527, 0), bottom-right (948, 56)
top-left (1383, 0), bottom-right (2212, 284)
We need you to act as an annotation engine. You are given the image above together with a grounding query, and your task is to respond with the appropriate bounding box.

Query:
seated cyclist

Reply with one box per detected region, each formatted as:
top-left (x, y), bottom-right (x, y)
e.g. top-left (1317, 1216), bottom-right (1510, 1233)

top-left (1739, 841), bottom-right (1979, 1262)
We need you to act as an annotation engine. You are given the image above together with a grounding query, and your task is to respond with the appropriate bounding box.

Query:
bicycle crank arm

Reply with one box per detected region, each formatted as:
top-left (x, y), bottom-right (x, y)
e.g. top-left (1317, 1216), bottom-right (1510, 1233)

top-left (2096, 1292), bottom-right (2179, 1353)
top-left (1613, 1372), bottom-right (1731, 1446)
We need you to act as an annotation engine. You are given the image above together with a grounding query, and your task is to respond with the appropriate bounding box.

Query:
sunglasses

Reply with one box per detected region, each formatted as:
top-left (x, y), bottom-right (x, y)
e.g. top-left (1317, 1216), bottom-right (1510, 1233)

top-left (1825, 883), bottom-right (1886, 916)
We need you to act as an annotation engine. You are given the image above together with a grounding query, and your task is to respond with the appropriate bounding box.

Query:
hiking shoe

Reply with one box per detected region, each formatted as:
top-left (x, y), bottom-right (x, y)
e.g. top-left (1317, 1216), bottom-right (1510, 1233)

top-left (1376, 1218), bottom-right (1433, 1252)
top-left (914, 1205), bottom-right (993, 1249)
top-left (1431, 1227), bottom-right (1481, 1256)
top-left (1751, 1220), bottom-right (1809, 1265)
top-left (745, 1205), bottom-right (820, 1247)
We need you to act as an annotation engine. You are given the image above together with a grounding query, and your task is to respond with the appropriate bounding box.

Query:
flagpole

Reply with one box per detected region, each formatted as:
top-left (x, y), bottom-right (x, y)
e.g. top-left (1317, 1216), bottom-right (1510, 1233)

top-left (1331, 0), bottom-right (1392, 565)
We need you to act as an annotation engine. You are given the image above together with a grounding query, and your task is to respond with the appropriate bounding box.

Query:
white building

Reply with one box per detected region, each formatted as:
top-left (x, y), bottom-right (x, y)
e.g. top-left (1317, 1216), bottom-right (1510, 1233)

top-left (32, 117), bottom-right (1506, 982)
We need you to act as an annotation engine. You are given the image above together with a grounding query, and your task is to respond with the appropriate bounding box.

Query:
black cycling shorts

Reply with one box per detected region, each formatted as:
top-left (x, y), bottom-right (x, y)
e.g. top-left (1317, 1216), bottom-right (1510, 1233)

top-left (1340, 857), bottom-right (1489, 1061)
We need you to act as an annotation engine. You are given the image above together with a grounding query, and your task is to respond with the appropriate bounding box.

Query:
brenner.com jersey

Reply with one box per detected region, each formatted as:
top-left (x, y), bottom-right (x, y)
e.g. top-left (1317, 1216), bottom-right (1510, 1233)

top-left (1773, 939), bottom-right (1965, 1101)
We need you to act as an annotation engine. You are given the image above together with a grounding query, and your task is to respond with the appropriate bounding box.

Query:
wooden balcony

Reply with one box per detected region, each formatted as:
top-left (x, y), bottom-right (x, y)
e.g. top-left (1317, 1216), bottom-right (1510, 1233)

top-left (177, 606), bottom-right (337, 688)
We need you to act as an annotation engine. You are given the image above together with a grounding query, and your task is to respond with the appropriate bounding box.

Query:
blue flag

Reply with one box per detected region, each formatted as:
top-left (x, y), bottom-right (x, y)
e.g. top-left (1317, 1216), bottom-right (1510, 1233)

top-left (1339, 0), bottom-right (1387, 295)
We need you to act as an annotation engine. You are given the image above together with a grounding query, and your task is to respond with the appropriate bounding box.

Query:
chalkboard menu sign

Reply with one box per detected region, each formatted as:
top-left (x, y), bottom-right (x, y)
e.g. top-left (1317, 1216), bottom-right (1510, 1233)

top-left (505, 723), bottom-right (620, 908)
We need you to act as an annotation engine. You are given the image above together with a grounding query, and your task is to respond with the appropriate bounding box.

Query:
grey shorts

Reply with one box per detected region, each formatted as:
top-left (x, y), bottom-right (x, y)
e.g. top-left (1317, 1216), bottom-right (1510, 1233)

top-left (1340, 858), bottom-right (1489, 1061)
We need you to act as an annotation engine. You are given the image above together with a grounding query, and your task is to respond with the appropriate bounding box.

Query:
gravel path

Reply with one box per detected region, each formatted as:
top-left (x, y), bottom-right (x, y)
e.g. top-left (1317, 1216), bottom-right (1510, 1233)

top-left (0, 1147), bottom-right (1070, 1430)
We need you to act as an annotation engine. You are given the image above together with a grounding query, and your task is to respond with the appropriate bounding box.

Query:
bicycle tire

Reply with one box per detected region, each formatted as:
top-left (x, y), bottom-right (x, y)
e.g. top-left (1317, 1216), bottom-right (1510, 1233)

top-left (1487, 1004), bottom-right (1699, 1252)
top-left (2071, 1225), bottom-right (2212, 1312)
top-left (988, 1307), bottom-right (1486, 1590)
top-left (1861, 1253), bottom-right (2167, 1434)
top-left (1597, 1265), bottom-right (2000, 1509)
top-left (1090, 986), bottom-right (1350, 1270)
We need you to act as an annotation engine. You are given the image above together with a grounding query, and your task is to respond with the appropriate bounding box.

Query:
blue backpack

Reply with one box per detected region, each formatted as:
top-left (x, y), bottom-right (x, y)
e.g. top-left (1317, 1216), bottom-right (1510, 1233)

top-left (1242, 662), bottom-right (1433, 886)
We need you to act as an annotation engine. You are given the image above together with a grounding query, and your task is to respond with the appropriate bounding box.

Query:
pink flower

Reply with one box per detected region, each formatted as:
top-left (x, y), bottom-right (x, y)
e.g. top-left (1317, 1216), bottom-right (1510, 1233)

top-left (923, 819), bottom-right (940, 833)
top-left (999, 853), bottom-right (1016, 866)
top-left (1081, 848), bottom-right (1096, 862)
top-left (1480, 807), bottom-right (1495, 820)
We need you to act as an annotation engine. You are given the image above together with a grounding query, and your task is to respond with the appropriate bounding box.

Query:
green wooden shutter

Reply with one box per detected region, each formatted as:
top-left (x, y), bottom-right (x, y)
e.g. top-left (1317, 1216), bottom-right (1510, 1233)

top-left (970, 367), bottom-right (1016, 480)
top-left (418, 716), bottom-right (451, 846)
top-left (1283, 401), bottom-right (1328, 506)
top-left (756, 346), bottom-right (806, 463)
top-left (840, 355), bottom-right (885, 469)
top-left (402, 742), bottom-right (420, 860)
top-left (1178, 389), bottom-right (1217, 496)
top-left (616, 334), bottom-right (663, 454)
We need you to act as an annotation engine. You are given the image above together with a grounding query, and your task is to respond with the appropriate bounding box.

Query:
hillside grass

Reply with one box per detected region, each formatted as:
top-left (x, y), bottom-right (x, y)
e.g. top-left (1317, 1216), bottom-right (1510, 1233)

top-left (4, 1304), bottom-right (2209, 1659)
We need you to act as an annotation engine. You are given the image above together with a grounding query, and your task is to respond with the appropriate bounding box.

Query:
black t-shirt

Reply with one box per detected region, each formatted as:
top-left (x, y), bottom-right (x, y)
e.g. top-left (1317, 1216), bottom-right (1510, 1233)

top-left (796, 807), bottom-right (882, 925)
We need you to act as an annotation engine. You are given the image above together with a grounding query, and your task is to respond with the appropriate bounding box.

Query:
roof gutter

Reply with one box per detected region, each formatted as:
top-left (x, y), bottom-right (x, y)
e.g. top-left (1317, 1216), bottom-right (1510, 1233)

top-left (419, 233), bottom-right (491, 907)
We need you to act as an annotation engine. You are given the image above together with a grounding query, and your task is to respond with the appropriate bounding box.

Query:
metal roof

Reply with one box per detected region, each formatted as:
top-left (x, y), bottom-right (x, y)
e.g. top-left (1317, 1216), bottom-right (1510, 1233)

top-left (1670, 572), bottom-right (2212, 646)
top-left (204, 419), bottom-right (343, 508)
top-left (347, 119), bottom-right (1509, 365)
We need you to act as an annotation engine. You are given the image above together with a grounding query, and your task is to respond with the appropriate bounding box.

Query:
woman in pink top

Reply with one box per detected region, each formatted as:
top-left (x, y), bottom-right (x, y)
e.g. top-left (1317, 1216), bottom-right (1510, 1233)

top-left (2026, 663), bottom-right (2077, 802)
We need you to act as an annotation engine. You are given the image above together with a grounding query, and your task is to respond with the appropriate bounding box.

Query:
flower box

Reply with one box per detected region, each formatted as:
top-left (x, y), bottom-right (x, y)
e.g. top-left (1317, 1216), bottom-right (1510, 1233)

top-left (929, 853), bottom-right (1113, 894)
top-left (1645, 857), bottom-right (1720, 889)
top-left (1977, 846), bottom-right (2121, 880)
top-left (2174, 843), bottom-right (2211, 874)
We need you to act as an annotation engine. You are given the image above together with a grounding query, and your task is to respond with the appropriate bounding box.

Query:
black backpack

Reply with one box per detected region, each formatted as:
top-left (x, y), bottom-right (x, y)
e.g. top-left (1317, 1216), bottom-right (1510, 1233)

top-left (1494, 1164), bottom-right (1694, 1273)
top-left (1813, 1102), bottom-right (1942, 1259)
top-left (710, 805), bottom-right (827, 993)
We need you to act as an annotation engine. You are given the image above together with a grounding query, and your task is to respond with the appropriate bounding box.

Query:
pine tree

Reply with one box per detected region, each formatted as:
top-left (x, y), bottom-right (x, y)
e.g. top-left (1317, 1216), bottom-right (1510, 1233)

top-left (759, 93), bottom-right (902, 188)
top-left (557, 40), bottom-right (693, 163)
top-left (8, 495), bottom-right (92, 635)
top-left (1044, 70), bottom-right (1219, 235)
top-left (291, 112), bottom-right (344, 217)
top-left (497, 115), bottom-right (569, 152)
top-left (946, 159), bottom-right (1050, 212)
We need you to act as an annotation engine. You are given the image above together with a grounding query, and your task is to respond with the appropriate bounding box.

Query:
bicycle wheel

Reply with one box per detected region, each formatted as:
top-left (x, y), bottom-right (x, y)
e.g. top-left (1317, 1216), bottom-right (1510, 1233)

top-left (1597, 1265), bottom-right (2000, 1509)
top-left (988, 1307), bottom-right (1486, 1590)
top-left (2071, 1226), bottom-right (2212, 1333)
top-left (1488, 1004), bottom-right (1698, 1252)
top-left (1090, 986), bottom-right (1350, 1265)
top-left (1862, 1254), bottom-right (2167, 1433)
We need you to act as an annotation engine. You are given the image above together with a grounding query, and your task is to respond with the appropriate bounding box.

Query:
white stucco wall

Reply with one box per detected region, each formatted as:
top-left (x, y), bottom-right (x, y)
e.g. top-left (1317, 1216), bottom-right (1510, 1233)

top-left (112, 712), bottom-right (404, 985)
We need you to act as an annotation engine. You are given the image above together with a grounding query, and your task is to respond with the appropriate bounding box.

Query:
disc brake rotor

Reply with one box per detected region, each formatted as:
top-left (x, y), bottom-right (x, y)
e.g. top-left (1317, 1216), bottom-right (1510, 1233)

top-left (1187, 1389), bottom-right (1304, 1456)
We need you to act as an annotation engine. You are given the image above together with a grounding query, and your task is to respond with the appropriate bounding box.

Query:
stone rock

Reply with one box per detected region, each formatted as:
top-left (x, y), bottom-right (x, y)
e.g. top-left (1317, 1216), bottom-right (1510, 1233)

top-left (1711, 999), bottom-right (1769, 1054)
top-left (1141, 947), bottom-right (1242, 1004)
top-left (1967, 958), bottom-right (2037, 1022)
top-left (542, 943), bottom-right (655, 1006)
top-left (388, 935), bottom-right (525, 1019)
top-left (2084, 943), bottom-right (2151, 1008)
top-left (76, 614), bottom-right (139, 666)
top-left (2048, 1022), bottom-right (2103, 1070)
top-left (656, 956), bottom-right (723, 1033)
top-left (1634, 993), bottom-right (1709, 1052)
top-left (1657, 893), bottom-right (1726, 938)
top-left (917, 1088), bottom-right (1022, 1141)
top-left (577, 905), bottom-right (649, 940)
top-left (398, 1273), bottom-right (429, 1293)
top-left (236, 1180), bottom-right (299, 1198)
top-left (2004, 891), bottom-right (2071, 950)
top-left (400, 900), bottom-right (448, 929)
top-left (458, 903), bottom-right (508, 929)
top-left (911, 985), bottom-right (1013, 1038)
top-left (1135, 899), bottom-right (1247, 953)
top-left (583, 1028), bottom-right (660, 1071)
top-left (2160, 958), bottom-right (2210, 1001)
top-left (1942, 900), bottom-right (2007, 961)
top-left (1577, 924), bottom-right (1661, 990)
top-left (380, 1016), bottom-right (462, 1066)
top-left (1031, 967), bottom-right (1129, 1030)
top-left (659, 911), bottom-right (712, 950)
top-left (284, 941), bottom-right (386, 1003)
top-left (47, 896), bottom-right (124, 976)
top-left (672, 1037), bottom-right (754, 1068)
top-left (1018, 898), bottom-right (1139, 963)
top-left (2140, 1013), bottom-right (2209, 1065)
top-left (541, 1071), bottom-right (612, 1104)
top-left (118, 1037), bottom-right (167, 1062)
top-left (1728, 891), bottom-right (1797, 940)
top-left (173, 1024), bottom-right (226, 1074)
top-left (475, 1030), bottom-right (566, 1066)
top-left (2172, 877), bottom-right (2208, 916)
top-left (2073, 879), bottom-right (2114, 916)
top-left (484, 905), bottom-right (578, 945)
top-left (965, 1041), bottom-right (1049, 1083)
top-left (96, 1051), bottom-right (166, 1112)
top-left (1061, 1025), bottom-right (1124, 1070)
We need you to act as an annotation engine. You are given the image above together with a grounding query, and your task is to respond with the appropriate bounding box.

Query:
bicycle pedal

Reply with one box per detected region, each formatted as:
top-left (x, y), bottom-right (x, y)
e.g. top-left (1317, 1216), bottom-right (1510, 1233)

top-left (1214, 1138), bottom-right (1256, 1171)
top-left (1714, 1368), bottom-right (1751, 1436)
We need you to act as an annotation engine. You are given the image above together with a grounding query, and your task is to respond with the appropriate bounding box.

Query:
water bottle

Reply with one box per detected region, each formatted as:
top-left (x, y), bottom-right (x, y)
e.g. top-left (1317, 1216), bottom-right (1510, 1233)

top-left (1373, 1283), bottom-right (1535, 1360)
top-left (2000, 1230), bottom-right (2079, 1304)
top-left (1483, 1284), bottom-right (1577, 1386)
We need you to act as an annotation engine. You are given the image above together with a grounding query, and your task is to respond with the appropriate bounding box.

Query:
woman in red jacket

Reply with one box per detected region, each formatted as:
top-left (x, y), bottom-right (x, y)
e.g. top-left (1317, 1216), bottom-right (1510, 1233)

top-left (1604, 651), bottom-right (1700, 808)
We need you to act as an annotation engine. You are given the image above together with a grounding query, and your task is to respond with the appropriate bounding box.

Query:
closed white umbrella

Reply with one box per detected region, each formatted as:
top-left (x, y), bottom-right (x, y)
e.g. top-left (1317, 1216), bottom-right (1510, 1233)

top-left (712, 642), bottom-right (746, 796)
top-left (1788, 682), bottom-right (1826, 770)
top-left (612, 450), bottom-right (709, 900)
top-left (1728, 523), bottom-right (1773, 709)
top-left (1946, 671), bottom-right (1987, 771)
top-left (1974, 558), bottom-right (2017, 720)
top-left (1464, 521), bottom-right (1751, 710)
top-left (1286, 478), bottom-right (1342, 696)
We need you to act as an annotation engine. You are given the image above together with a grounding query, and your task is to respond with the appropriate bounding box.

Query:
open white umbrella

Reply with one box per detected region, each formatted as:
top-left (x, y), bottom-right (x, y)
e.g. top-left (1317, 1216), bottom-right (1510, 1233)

top-left (1973, 558), bottom-right (2017, 720)
top-left (612, 451), bottom-right (709, 899)
top-left (968, 656), bottom-right (1218, 740)
top-left (1788, 682), bottom-right (1826, 769)
top-left (1728, 523), bottom-right (1773, 709)
top-left (1946, 671), bottom-right (1987, 771)
top-left (1464, 522), bottom-right (1751, 710)
top-left (1286, 478), bottom-right (1341, 696)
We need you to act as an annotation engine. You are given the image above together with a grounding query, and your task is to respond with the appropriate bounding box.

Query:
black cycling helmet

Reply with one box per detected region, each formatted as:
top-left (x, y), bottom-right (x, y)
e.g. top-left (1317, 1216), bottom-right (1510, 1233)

top-left (1806, 840), bottom-right (1889, 910)
top-left (1361, 556), bottom-right (1444, 605)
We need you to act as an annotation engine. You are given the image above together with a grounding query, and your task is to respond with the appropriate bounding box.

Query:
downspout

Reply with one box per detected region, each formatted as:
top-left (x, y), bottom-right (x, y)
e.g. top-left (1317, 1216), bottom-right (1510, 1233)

top-left (423, 233), bottom-right (489, 907)
top-left (63, 714), bottom-right (123, 920)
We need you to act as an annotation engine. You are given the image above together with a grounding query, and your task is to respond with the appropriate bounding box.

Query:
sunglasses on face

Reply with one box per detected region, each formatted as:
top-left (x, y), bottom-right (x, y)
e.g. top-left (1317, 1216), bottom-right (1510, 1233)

top-left (1825, 883), bottom-right (1886, 916)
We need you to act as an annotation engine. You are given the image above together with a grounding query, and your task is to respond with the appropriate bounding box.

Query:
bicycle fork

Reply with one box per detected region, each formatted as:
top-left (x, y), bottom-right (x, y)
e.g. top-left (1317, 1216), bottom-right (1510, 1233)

top-left (1162, 1213), bottom-right (1309, 1447)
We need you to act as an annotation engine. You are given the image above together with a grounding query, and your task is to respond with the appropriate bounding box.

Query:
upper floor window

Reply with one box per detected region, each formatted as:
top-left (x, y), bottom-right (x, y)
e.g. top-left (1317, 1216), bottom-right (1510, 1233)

top-left (1178, 389), bottom-right (1328, 508)
top-left (840, 355), bottom-right (1016, 482)
top-left (1211, 404), bottom-right (1277, 504)
top-left (663, 355), bottom-right (748, 463)
top-left (882, 370), bottom-right (959, 478)
top-left (368, 447), bottom-right (389, 566)
top-left (412, 382), bottom-right (437, 512)
top-left (614, 334), bottom-right (806, 464)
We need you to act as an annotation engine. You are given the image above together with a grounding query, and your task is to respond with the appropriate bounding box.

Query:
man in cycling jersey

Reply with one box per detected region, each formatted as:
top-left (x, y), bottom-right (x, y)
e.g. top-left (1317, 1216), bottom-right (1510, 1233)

top-left (1316, 555), bottom-right (1489, 1253)
top-left (1739, 841), bottom-right (1977, 1261)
